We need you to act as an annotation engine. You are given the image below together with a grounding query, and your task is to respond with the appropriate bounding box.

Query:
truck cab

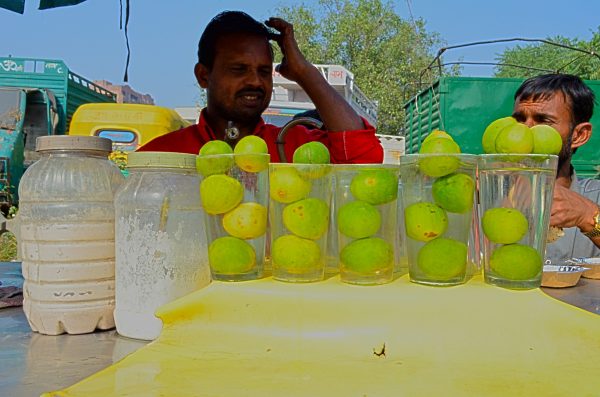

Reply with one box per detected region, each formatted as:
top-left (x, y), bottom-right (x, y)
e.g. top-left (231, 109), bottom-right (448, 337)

top-left (0, 57), bottom-right (116, 211)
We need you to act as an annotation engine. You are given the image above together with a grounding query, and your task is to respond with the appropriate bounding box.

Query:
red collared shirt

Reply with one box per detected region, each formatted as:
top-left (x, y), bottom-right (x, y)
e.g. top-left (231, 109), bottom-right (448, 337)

top-left (138, 111), bottom-right (383, 164)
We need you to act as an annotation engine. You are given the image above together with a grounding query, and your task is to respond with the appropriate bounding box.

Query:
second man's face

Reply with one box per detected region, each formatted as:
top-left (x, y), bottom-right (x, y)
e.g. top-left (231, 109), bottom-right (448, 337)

top-left (512, 92), bottom-right (574, 164)
top-left (201, 33), bottom-right (273, 126)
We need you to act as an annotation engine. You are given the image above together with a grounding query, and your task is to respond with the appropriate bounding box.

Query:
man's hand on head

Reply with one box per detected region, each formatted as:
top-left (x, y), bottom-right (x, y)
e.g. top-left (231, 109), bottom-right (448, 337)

top-left (550, 184), bottom-right (599, 234)
top-left (265, 17), bottom-right (311, 82)
top-left (265, 17), bottom-right (364, 132)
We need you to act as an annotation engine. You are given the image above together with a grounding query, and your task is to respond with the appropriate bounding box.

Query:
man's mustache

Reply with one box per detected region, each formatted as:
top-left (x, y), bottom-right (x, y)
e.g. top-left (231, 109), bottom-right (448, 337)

top-left (236, 88), bottom-right (265, 97)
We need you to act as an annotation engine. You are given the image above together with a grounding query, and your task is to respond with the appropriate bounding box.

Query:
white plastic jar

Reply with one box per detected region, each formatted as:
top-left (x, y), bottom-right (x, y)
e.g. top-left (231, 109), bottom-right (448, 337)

top-left (114, 151), bottom-right (210, 340)
top-left (19, 136), bottom-right (124, 335)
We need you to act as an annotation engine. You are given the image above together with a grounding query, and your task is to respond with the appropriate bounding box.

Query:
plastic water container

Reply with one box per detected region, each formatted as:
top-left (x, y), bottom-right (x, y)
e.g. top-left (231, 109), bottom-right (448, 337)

top-left (19, 136), bottom-right (124, 335)
top-left (114, 152), bottom-right (211, 341)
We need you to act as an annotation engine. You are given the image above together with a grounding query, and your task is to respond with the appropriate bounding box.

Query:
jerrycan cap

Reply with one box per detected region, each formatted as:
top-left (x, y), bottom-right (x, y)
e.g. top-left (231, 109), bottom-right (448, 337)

top-left (127, 151), bottom-right (197, 170)
top-left (36, 135), bottom-right (113, 153)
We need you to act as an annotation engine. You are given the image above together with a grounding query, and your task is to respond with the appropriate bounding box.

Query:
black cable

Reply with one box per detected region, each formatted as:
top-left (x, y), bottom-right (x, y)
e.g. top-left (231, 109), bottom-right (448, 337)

top-left (122, 0), bottom-right (131, 82)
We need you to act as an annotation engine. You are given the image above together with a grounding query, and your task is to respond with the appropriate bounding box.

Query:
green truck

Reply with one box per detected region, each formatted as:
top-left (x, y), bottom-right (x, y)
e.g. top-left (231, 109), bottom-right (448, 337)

top-left (0, 57), bottom-right (116, 209)
top-left (404, 76), bottom-right (600, 178)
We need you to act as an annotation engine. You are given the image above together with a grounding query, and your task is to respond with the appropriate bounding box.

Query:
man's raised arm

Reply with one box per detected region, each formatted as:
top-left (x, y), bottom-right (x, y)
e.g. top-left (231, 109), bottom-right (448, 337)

top-left (266, 17), bottom-right (365, 132)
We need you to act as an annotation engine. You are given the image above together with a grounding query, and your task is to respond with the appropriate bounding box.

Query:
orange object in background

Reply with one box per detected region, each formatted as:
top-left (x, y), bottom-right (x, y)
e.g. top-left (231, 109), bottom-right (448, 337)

top-left (68, 103), bottom-right (191, 170)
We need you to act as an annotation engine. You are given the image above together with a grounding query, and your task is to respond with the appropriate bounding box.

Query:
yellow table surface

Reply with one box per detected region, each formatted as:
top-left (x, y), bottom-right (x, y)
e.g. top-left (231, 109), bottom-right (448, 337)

top-left (44, 275), bottom-right (600, 397)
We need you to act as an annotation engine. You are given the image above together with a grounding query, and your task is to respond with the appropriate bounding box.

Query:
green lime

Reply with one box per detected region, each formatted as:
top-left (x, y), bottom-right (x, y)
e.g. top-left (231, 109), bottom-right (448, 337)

top-left (489, 244), bottom-right (542, 280)
top-left (432, 173), bottom-right (475, 213)
top-left (349, 169), bottom-right (398, 205)
top-left (282, 197), bottom-right (329, 240)
top-left (417, 237), bottom-right (467, 280)
top-left (293, 141), bottom-right (330, 164)
top-left (495, 123), bottom-right (534, 154)
top-left (292, 142), bottom-right (332, 178)
top-left (208, 236), bottom-right (256, 274)
top-left (481, 117), bottom-right (516, 154)
top-left (405, 202), bottom-right (448, 242)
top-left (418, 137), bottom-right (461, 177)
top-left (337, 200), bottom-right (381, 239)
top-left (423, 130), bottom-right (453, 144)
top-left (269, 167), bottom-right (312, 203)
top-left (236, 153), bottom-right (270, 173)
top-left (196, 140), bottom-right (234, 176)
top-left (272, 234), bottom-right (321, 274)
top-left (234, 135), bottom-right (268, 154)
top-left (234, 135), bottom-right (269, 172)
top-left (531, 124), bottom-right (562, 155)
top-left (222, 202), bottom-right (267, 239)
top-left (340, 237), bottom-right (394, 274)
top-left (200, 174), bottom-right (244, 214)
top-left (482, 208), bottom-right (528, 244)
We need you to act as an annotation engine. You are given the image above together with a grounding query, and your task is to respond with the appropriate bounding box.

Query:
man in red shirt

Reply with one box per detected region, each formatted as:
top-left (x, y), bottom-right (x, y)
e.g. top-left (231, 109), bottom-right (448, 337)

top-left (139, 11), bottom-right (383, 164)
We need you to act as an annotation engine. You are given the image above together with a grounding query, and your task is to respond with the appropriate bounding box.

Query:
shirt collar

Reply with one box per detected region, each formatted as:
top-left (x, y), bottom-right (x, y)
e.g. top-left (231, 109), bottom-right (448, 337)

top-left (198, 108), bottom-right (267, 139)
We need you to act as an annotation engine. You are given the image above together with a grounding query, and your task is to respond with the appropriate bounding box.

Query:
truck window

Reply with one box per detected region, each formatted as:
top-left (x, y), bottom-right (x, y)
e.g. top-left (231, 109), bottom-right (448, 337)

top-left (262, 107), bottom-right (306, 127)
top-left (0, 89), bottom-right (22, 130)
top-left (23, 90), bottom-right (49, 154)
top-left (96, 129), bottom-right (139, 152)
top-left (262, 114), bottom-right (294, 127)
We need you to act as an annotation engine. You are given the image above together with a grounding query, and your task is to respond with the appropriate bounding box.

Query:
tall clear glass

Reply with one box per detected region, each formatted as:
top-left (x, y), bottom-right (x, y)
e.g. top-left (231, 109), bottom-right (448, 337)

top-left (197, 153), bottom-right (270, 281)
top-left (334, 164), bottom-right (399, 285)
top-left (269, 163), bottom-right (332, 282)
top-left (478, 154), bottom-right (558, 289)
top-left (400, 154), bottom-right (478, 286)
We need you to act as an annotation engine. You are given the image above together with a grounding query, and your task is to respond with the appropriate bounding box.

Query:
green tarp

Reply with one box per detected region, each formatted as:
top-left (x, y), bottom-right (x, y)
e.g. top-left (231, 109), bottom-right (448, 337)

top-left (0, 0), bottom-right (87, 14)
top-left (0, 1), bottom-right (25, 14)
top-left (39, 0), bottom-right (87, 10)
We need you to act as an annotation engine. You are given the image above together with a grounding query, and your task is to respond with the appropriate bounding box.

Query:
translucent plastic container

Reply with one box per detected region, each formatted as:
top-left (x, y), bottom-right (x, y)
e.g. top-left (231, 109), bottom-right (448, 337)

top-left (114, 152), bottom-right (211, 340)
top-left (18, 136), bottom-right (124, 335)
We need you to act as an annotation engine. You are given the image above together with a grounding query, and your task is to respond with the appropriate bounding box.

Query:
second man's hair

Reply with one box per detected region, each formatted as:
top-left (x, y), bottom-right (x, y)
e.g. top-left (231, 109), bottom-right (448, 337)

top-left (515, 73), bottom-right (595, 126)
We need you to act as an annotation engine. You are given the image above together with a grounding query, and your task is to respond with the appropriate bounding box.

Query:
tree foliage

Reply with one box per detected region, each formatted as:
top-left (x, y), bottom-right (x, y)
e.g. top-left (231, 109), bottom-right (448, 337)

top-left (494, 29), bottom-right (600, 79)
top-left (275, 0), bottom-right (449, 135)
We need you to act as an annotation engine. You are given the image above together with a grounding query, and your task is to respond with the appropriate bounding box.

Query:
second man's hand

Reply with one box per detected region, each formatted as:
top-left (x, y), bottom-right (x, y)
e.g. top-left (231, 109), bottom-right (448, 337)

top-left (551, 183), bottom-right (598, 233)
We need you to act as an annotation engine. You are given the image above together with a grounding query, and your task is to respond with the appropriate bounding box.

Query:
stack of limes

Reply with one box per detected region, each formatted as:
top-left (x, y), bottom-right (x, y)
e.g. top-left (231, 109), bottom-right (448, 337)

top-left (271, 141), bottom-right (331, 275)
top-left (482, 117), bottom-right (562, 156)
top-left (481, 207), bottom-right (541, 280)
top-left (197, 136), bottom-right (269, 276)
top-left (404, 130), bottom-right (472, 281)
top-left (480, 117), bottom-right (556, 281)
top-left (338, 167), bottom-right (398, 277)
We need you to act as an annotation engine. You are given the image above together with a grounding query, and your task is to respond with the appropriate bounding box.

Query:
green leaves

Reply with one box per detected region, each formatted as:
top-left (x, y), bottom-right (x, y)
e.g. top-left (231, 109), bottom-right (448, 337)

top-left (275, 0), bottom-right (447, 135)
top-left (494, 30), bottom-right (600, 79)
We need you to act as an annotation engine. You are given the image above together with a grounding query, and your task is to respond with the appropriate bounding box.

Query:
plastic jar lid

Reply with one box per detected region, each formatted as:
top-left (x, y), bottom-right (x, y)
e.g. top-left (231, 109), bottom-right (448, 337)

top-left (127, 151), bottom-right (197, 169)
top-left (36, 135), bottom-right (113, 153)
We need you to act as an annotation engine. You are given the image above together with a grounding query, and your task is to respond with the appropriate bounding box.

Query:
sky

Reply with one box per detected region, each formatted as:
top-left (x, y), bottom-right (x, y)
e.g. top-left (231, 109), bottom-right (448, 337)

top-left (1, 0), bottom-right (599, 108)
